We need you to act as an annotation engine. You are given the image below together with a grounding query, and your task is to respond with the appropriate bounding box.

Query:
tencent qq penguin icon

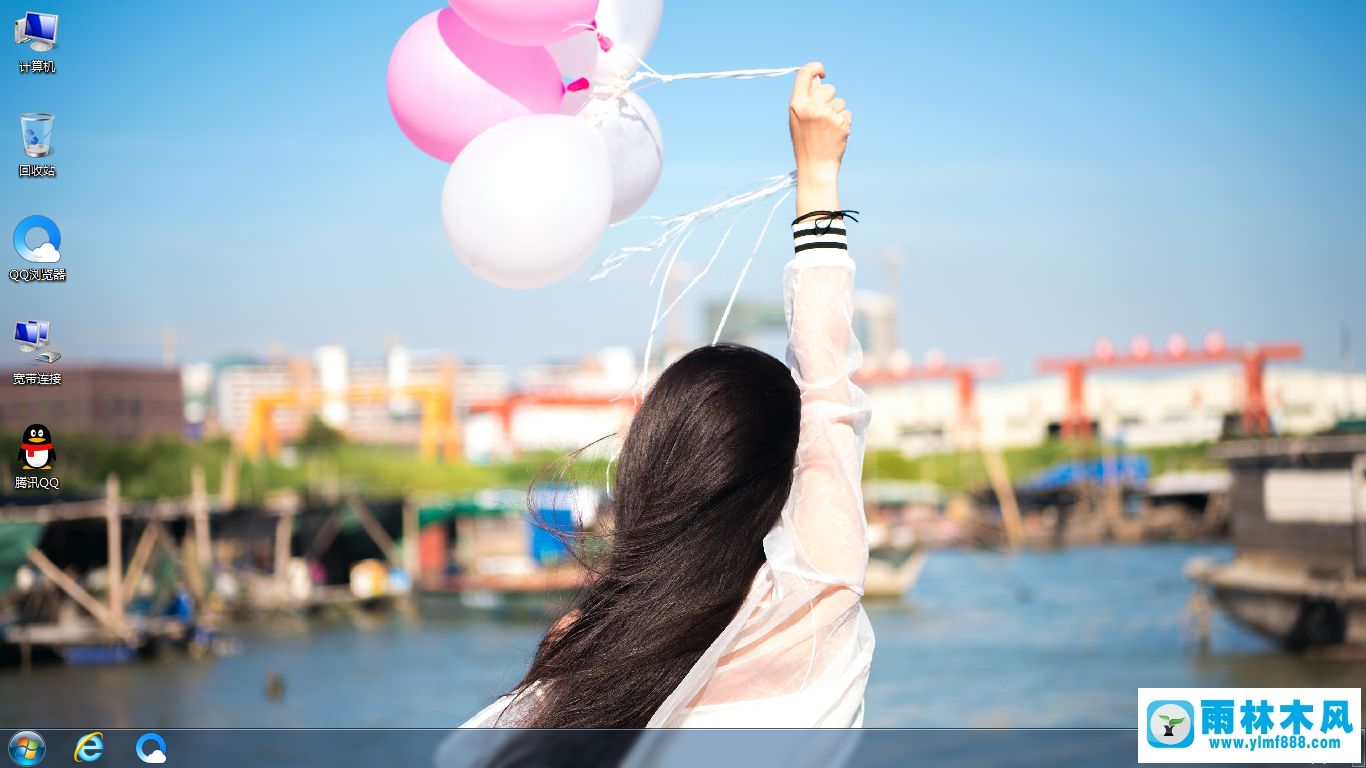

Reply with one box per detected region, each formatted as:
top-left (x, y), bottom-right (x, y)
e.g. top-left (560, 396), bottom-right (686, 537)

top-left (135, 733), bottom-right (166, 764)
top-left (1146, 700), bottom-right (1195, 748)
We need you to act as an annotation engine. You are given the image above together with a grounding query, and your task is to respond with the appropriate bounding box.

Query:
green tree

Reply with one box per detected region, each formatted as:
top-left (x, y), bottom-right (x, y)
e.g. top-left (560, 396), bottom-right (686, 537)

top-left (299, 415), bottom-right (345, 452)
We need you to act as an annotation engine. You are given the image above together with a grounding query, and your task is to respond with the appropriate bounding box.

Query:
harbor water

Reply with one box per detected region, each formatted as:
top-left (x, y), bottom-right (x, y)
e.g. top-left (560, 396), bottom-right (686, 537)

top-left (4, 543), bottom-right (1364, 728)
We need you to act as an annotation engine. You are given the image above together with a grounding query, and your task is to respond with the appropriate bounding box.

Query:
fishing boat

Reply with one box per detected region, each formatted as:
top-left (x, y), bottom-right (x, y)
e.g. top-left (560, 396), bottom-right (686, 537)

top-left (861, 480), bottom-right (936, 599)
top-left (1185, 434), bottom-right (1365, 648)
top-left (864, 545), bottom-right (929, 599)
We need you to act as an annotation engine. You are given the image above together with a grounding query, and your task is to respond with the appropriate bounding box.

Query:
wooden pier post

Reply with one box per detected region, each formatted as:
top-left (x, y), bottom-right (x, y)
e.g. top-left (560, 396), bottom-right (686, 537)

top-left (1099, 439), bottom-right (1124, 535)
top-left (1354, 453), bottom-right (1366, 576)
top-left (221, 455), bottom-right (239, 510)
top-left (191, 465), bottom-right (212, 571)
top-left (351, 497), bottom-right (399, 564)
top-left (121, 523), bottom-right (159, 606)
top-left (403, 496), bottom-right (420, 581)
top-left (274, 510), bottom-right (295, 585)
top-left (105, 474), bottom-right (124, 628)
top-left (26, 548), bottom-right (134, 640)
top-left (984, 451), bottom-right (1024, 549)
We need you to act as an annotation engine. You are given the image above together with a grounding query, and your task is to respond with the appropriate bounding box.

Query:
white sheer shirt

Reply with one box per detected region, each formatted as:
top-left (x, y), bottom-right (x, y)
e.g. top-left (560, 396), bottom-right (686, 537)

top-left (460, 218), bottom-right (873, 729)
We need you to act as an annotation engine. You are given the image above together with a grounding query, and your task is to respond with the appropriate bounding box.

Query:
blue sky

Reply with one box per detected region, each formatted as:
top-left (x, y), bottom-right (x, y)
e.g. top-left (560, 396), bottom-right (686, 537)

top-left (4, 0), bottom-right (1363, 378)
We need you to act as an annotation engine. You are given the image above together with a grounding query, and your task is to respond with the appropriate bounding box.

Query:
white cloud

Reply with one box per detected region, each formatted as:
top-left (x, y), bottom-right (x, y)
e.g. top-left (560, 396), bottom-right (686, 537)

top-left (27, 242), bottom-right (59, 263)
top-left (144, 749), bottom-right (166, 764)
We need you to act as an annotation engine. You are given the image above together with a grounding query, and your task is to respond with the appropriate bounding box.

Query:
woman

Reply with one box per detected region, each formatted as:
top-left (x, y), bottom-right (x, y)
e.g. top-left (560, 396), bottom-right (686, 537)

top-left (465, 61), bottom-right (871, 730)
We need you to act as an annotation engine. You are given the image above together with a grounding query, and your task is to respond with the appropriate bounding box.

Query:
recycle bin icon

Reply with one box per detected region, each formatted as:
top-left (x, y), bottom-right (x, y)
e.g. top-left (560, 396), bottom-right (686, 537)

top-left (21, 113), bottom-right (53, 157)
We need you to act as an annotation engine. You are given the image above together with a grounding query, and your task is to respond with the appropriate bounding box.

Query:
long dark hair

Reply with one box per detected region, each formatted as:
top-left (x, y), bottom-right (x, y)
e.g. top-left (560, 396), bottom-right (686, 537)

top-left (505, 343), bottom-right (802, 728)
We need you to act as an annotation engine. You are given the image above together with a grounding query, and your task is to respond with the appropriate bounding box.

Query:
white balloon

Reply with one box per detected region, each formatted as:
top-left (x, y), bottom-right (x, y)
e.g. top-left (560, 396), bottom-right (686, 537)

top-left (576, 92), bottom-right (663, 223)
top-left (442, 115), bottom-right (613, 289)
top-left (547, 0), bottom-right (664, 85)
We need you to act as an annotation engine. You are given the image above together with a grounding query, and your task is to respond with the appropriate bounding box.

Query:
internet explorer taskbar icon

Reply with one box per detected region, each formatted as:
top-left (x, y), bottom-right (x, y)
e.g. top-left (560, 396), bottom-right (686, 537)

top-left (73, 732), bottom-right (103, 762)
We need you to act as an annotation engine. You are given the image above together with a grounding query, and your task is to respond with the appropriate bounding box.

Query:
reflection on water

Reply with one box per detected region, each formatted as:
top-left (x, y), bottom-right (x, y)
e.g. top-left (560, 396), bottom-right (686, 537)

top-left (3, 543), bottom-right (1363, 728)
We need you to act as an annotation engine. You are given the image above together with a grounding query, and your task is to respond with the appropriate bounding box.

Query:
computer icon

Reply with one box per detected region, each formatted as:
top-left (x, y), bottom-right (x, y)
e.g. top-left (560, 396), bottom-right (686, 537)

top-left (14, 12), bottom-right (57, 52)
top-left (14, 320), bottom-right (49, 353)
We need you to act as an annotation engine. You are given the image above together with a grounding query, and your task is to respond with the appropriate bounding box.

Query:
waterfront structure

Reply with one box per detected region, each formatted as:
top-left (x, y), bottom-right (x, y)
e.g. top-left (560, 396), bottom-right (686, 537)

top-left (1187, 434), bottom-right (1366, 648)
top-left (0, 366), bottom-right (183, 440)
top-left (2, 472), bottom-right (217, 667)
top-left (1039, 334), bottom-right (1304, 440)
top-left (211, 346), bottom-right (641, 462)
top-left (214, 351), bottom-right (508, 458)
top-left (463, 347), bottom-right (637, 461)
top-left (866, 367), bottom-right (1366, 455)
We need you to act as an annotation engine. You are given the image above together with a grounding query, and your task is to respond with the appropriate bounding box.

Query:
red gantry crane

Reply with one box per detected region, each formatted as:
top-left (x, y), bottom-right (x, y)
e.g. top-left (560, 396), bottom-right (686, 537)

top-left (1037, 331), bottom-right (1303, 441)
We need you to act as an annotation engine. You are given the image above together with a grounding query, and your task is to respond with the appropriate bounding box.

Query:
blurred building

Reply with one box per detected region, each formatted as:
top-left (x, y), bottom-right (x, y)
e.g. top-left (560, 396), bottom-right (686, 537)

top-left (204, 346), bottom-right (639, 462)
top-left (704, 299), bottom-right (787, 361)
top-left (0, 366), bottom-right (184, 440)
top-left (462, 348), bottom-right (638, 462)
top-left (867, 367), bottom-right (1366, 454)
top-left (212, 349), bottom-right (508, 449)
top-left (854, 291), bottom-right (897, 370)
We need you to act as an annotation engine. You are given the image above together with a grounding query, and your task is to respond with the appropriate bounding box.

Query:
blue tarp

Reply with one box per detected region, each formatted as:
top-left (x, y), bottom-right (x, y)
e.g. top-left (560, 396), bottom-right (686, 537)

top-left (1017, 454), bottom-right (1151, 492)
top-left (528, 485), bottom-right (577, 564)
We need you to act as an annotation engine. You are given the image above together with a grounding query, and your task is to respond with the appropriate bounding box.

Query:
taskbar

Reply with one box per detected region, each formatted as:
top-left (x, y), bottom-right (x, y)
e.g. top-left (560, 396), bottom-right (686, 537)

top-left (3, 728), bottom-right (1364, 768)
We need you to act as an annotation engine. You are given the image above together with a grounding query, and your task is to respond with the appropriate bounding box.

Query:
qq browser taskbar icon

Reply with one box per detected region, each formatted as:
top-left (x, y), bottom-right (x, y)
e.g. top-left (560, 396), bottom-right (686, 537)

top-left (7, 731), bottom-right (45, 766)
top-left (135, 733), bottom-right (166, 764)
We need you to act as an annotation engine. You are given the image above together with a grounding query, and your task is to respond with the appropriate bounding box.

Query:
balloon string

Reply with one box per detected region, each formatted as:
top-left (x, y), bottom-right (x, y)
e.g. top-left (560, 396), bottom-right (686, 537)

top-left (554, 43), bottom-right (799, 388)
top-left (595, 172), bottom-right (797, 392)
top-left (630, 66), bottom-right (802, 88)
top-left (712, 188), bottom-right (793, 346)
top-left (655, 199), bottom-right (754, 330)
top-left (559, 21), bottom-right (798, 93)
top-left (565, 33), bottom-right (799, 108)
top-left (590, 172), bottom-right (796, 282)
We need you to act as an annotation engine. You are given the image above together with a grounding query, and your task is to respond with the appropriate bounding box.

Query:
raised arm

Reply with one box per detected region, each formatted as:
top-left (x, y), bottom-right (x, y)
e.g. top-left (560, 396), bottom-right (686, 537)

top-left (791, 62), bottom-right (851, 230)
top-left (784, 62), bottom-right (867, 584)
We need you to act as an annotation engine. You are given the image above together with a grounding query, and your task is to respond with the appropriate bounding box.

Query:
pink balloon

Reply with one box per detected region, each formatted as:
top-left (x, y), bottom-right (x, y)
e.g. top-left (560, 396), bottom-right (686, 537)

top-left (388, 9), bottom-right (565, 162)
top-left (448, 0), bottom-right (599, 47)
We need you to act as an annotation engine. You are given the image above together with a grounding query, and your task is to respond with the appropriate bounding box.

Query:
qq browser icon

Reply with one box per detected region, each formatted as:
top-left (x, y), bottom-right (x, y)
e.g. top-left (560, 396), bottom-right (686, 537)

top-left (135, 733), bottom-right (166, 764)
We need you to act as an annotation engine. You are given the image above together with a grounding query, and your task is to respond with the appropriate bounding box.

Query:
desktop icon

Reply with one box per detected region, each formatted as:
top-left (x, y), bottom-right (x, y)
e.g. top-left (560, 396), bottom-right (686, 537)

top-left (20, 114), bottom-right (53, 158)
top-left (134, 734), bottom-right (166, 764)
top-left (14, 320), bottom-right (49, 352)
top-left (13, 13), bottom-right (57, 52)
top-left (73, 733), bottom-right (103, 763)
top-left (18, 424), bottom-right (55, 471)
top-left (7, 731), bottom-right (45, 766)
top-left (13, 216), bottom-right (59, 263)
